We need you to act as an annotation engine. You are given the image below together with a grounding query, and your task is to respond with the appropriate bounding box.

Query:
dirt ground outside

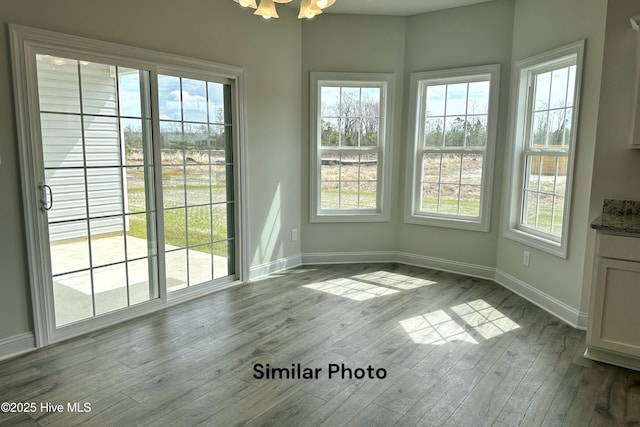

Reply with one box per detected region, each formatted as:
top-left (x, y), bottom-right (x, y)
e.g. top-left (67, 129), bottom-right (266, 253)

top-left (318, 151), bottom-right (565, 231)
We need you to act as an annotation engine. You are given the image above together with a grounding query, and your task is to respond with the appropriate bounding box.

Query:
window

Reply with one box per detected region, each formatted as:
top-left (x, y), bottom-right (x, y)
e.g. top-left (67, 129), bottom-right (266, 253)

top-left (405, 65), bottom-right (500, 231)
top-left (310, 72), bottom-right (394, 222)
top-left (505, 41), bottom-right (584, 257)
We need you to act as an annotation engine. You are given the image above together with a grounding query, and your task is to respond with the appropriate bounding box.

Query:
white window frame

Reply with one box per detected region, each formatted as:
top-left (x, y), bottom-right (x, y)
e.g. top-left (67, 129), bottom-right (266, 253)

top-left (405, 64), bottom-right (500, 232)
top-left (10, 24), bottom-right (249, 347)
top-left (310, 72), bottom-right (395, 223)
top-left (503, 40), bottom-right (584, 258)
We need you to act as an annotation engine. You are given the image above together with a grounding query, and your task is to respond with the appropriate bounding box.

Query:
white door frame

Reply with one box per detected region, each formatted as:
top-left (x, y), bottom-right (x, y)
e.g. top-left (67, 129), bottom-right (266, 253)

top-left (10, 24), bottom-right (250, 347)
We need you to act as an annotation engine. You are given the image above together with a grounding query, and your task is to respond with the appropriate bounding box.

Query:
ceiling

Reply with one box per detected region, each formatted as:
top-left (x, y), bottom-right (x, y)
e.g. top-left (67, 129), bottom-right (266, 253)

top-left (296, 0), bottom-right (496, 16)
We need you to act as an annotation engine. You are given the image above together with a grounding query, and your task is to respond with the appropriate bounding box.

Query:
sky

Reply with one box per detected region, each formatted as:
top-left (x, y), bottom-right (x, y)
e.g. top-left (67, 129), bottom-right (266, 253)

top-left (118, 71), bottom-right (226, 125)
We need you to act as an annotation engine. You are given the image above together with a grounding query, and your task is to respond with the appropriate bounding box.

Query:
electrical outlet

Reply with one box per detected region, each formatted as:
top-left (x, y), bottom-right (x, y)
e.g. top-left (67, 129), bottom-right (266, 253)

top-left (291, 229), bottom-right (298, 241)
top-left (523, 251), bottom-right (530, 267)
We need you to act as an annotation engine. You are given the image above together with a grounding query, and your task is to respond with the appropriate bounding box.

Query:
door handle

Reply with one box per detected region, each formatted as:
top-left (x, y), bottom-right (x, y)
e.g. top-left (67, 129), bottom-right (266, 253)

top-left (40, 183), bottom-right (53, 211)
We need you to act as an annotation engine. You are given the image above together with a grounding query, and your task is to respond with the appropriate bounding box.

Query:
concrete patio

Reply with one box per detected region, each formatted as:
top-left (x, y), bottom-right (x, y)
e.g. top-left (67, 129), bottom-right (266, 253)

top-left (49, 234), bottom-right (230, 326)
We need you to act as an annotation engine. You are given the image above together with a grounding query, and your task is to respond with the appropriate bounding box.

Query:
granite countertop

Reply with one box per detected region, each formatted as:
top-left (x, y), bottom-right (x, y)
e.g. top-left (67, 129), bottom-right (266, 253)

top-left (590, 199), bottom-right (640, 235)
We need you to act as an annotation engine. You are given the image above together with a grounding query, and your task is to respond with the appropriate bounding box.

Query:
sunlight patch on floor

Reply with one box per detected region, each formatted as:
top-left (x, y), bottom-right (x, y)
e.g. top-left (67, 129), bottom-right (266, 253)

top-left (351, 270), bottom-right (437, 290)
top-left (450, 299), bottom-right (520, 340)
top-left (303, 278), bottom-right (399, 301)
top-left (400, 299), bottom-right (520, 345)
top-left (400, 310), bottom-right (478, 345)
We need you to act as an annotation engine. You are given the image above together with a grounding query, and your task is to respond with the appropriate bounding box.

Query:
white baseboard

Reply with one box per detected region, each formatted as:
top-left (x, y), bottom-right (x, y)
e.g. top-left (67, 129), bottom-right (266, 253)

top-left (576, 311), bottom-right (589, 330)
top-left (0, 332), bottom-right (36, 362)
top-left (301, 250), bottom-right (585, 329)
top-left (495, 269), bottom-right (588, 329)
top-left (302, 250), bottom-right (494, 280)
top-left (301, 251), bottom-right (396, 265)
top-left (249, 254), bottom-right (303, 281)
top-left (396, 251), bottom-right (496, 280)
top-left (584, 346), bottom-right (640, 371)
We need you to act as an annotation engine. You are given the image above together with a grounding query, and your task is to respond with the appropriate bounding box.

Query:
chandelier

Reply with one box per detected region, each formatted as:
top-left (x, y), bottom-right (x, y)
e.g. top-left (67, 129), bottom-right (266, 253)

top-left (233, 0), bottom-right (336, 20)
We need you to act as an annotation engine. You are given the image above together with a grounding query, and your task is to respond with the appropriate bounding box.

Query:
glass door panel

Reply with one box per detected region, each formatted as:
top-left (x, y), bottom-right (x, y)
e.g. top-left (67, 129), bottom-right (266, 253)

top-left (158, 75), bottom-right (236, 291)
top-left (36, 54), bottom-right (159, 327)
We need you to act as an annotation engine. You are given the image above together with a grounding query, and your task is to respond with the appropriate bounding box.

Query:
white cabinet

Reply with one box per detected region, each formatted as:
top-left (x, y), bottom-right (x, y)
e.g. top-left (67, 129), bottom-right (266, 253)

top-left (585, 233), bottom-right (640, 370)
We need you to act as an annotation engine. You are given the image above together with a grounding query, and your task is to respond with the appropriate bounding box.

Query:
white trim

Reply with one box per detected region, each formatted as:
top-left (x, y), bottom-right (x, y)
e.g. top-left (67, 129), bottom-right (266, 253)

top-left (0, 333), bottom-right (36, 362)
top-left (302, 251), bottom-right (494, 280)
top-left (10, 25), bottom-right (50, 348)
top-left (236, 69), bottom-right (251, 285)
top-left (249, 255), bottom-right (303, 281)
top-left (494, 269), bottom-right (587, 329)
top-left (404, 64), bottom-right (501, 232)
top-left (396, 251), bottom-right (495, 280)
top-left (309, 72), bottom-right (395, 223)
top-left (584, 346), bottom-right (640, 371)
top-left (302, 251), bottom-right (397, 265)
top-left (503, 40), bottom-right (585, 259)
top-left (502, 228), bottom-right (567, 258)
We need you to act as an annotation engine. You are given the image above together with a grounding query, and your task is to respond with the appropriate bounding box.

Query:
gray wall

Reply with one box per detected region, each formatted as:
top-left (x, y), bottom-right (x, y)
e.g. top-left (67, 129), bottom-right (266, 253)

top-left (300, 1), bottom-right (515, 263)
top-left (584, 0), bottom-right (640, 311)
top-left (301, 15), bottom-right (406, 254)
top-left (397, 0), bottom-right (515, 268)
top-left (0, 0), bottom-right (302, 341)
top-left (1, 0), bottom-right (628, 346)
top-left (495, 0), bottom-right (607, 311)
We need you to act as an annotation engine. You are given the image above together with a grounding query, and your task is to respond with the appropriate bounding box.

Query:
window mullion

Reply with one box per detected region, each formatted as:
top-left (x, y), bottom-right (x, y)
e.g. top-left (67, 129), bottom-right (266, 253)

top-left (113, 66), bottom-right (132, 309)
top-left (550, 157), bottom-right (559, 233)
top-left (544, 70), bottom-right (554, 148)
top-left (436, 152), bottom-right (443, 213)
top-left (148, 68), bottom-right (167, 302)
top-left (457, 152), bottom-right (463, 215)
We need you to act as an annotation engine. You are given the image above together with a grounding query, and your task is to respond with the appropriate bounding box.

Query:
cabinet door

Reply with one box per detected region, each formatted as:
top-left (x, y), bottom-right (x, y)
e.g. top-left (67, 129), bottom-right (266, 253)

top-left (590, 258), bottom-right (640, 357)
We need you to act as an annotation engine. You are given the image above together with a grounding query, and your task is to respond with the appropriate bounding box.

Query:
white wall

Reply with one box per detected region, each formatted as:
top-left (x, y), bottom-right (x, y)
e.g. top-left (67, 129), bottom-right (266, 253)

top-left (495, 0), bottom-right (606, 320)
top-left (0, 0), bottom-right (302, 342)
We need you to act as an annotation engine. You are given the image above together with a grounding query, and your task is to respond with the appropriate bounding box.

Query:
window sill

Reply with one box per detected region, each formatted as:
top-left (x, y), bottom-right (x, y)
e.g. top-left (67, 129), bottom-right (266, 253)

top-left (404, 214), bottom-right (489, 232)
top-left (504, 228), bottom-right (567, 259)
top-left (311, 212), bottom-right (390, 224)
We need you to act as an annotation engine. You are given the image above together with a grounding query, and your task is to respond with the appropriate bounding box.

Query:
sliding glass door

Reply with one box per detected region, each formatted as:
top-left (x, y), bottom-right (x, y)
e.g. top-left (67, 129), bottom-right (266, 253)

top-left (27, 50), bottom-right (240, 338)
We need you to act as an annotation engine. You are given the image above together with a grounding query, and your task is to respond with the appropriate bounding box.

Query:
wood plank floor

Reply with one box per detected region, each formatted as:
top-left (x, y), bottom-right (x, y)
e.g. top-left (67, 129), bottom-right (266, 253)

top-left (1, 263), bottom-right (639, 426)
